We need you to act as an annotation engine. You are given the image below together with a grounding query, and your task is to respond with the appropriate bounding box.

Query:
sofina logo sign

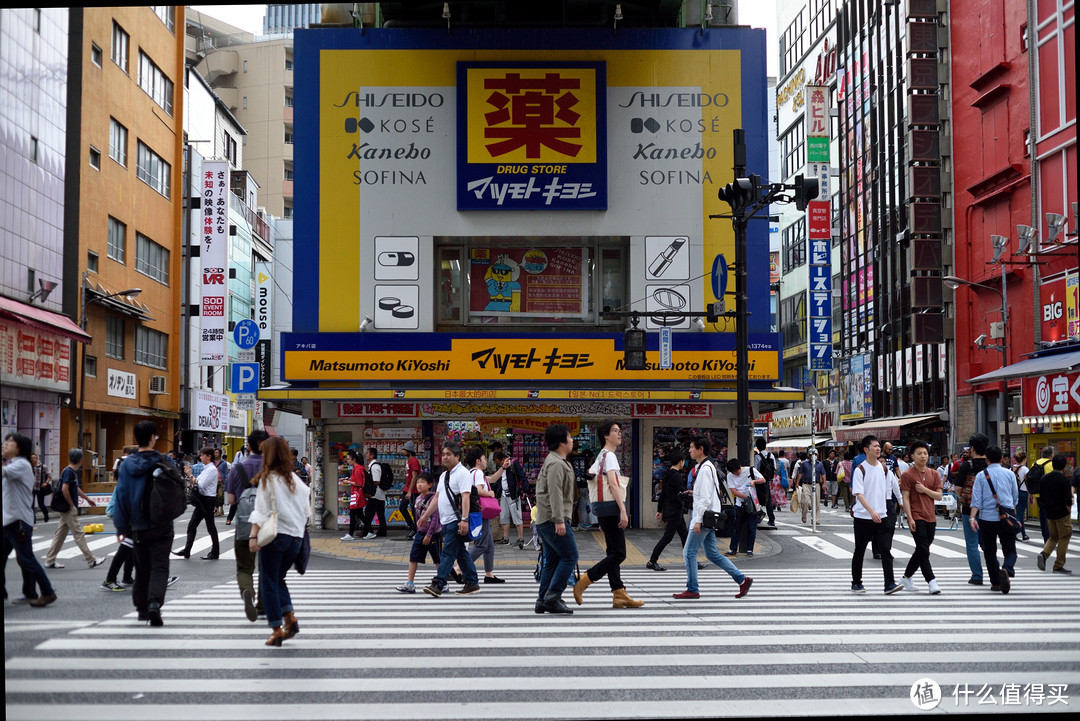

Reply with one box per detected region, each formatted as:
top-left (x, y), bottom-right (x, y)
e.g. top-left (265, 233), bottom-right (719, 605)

top-left (457, 62), bottom-right (607, 210)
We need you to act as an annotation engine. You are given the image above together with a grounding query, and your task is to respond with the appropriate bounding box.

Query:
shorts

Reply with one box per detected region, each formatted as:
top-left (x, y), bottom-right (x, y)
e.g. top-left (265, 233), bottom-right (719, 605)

top-left (500, 495), bottom-right (522, 525)
top-left (409, 533), bottom-right (441, 565)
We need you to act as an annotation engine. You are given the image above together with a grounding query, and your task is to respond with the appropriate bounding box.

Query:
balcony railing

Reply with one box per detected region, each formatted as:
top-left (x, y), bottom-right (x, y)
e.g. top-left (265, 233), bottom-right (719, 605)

top-left (229, 191), bottom-right (269, 241)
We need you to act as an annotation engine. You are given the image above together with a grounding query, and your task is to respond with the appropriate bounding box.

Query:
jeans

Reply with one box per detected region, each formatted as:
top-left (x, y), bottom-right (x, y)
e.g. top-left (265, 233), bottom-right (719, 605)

top-left (432, 523), bottom-right (479, 590)
top-left (399, 494), bottom-right (416, 532)
top-left (586, 514), bottom-right (626, 591)
top-left (132, 525), bottom-right (174, 614)
top-left (684, 527), bottom-right (744, 593)
top-left (3, 520), bottom-right (54, 599)
top-left (576, 493), bottom-right (596, 527)
top-left (852, 517), bottom-right (895, 589)
top-left (904, 519), bottom-right (936, 582)
top-left (363, 498), bottom-right (387, 536)
top-left (961, 514), bottom-right (983, 581)
top-left (535, 520), bottom-right (579, 602)
top-left (730, 504), bottom-right (757, 553)
top-left (469, 519), bottom-right (495, 574)
top-left (649, 516), bottom-right (688, 563)
top-left (1016, 490), bottom-right (1029, 535)
top-left (105, 538), bottom-right (135, 584)
top-left (182, 494), bottom-right (219, 556)
top-left (259, 533), bottom-right (302, 628)
top-left (978, 519), bottom-right (1017, 587)
top-left (234, 537), bottom-right (263, 611)
top-left (44, 507), bottom-right (96, 565)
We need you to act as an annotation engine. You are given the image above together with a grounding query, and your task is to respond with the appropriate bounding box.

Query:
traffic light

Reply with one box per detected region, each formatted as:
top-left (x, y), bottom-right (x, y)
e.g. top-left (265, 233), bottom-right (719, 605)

top-left (793, 174), bottom-right (819, 211)
top-left (717, 177), bottom-right (756, 211)
top-left (623, 326), bottom-right (646, 371)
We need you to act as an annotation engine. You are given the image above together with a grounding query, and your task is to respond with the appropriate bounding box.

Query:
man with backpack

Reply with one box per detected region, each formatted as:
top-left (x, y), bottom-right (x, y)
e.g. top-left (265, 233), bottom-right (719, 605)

top-left (1027, 446), bottom-right (1055, 543)
top-left (112, 420), bottom-right (178, 627)
top-left (753, 437), bottom-right (777, 528)
top-left (226, 429), bottom-right (268, 621)
top-left (362, 447), bottom-right (390, 538)
top-left (955, 433), bottom-right (991, 586)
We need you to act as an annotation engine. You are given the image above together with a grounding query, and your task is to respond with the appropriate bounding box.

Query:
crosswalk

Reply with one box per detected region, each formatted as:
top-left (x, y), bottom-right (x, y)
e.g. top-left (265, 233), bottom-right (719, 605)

top-left (31, 525), bottom-right (237, 560)
top-left (6, 567), bottom-right (1079, 719)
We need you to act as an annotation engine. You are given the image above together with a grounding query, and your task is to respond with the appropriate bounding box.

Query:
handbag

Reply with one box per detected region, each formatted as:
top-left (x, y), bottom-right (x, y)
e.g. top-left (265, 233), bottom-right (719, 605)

top-left (293, 527), bottom-right (311, 574)
top-left (982, 472), bottom-right (1022, 536)
top-left (468, 510), bottom-right (484, 539)
top-left (699, 461), bottom-right (731, 530)
top-left (256, 478), bottom-right (279, 548)
top-left (588, 451), bottom-right (629, 518)
top-left (478, 495), bottom-right (501, 520)
top-left (188, 483), bottom-right (201, 506)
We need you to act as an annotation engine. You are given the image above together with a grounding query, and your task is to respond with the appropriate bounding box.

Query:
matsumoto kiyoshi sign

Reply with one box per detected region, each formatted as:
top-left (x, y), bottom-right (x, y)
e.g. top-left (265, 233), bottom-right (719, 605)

top-left (457, 62), bottom-right (606, 210)
top-left (282, 332), bottom-right (780, 382)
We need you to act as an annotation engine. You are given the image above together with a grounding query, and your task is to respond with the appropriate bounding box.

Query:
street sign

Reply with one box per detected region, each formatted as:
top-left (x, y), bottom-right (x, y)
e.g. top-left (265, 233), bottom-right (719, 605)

top-left (711, 254), bottom-right (728, 301)
top-left (231, 362), bottom-right (260, 394)
top-left (238, 349), bottom-right (256, 362)
top-left (236, 394), bottom-right (257, 411)
top-left (659, 327), bottom-right (672, 370)
top-left (233, 319), bottom-right (260, 350)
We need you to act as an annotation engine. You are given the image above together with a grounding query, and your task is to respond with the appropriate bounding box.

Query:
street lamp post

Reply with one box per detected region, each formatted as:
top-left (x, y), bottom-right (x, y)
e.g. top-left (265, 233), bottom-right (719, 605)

top-left (77, 271), bottom-right (141, 482)
top-left (943, 274), bottom-right (1010, 455)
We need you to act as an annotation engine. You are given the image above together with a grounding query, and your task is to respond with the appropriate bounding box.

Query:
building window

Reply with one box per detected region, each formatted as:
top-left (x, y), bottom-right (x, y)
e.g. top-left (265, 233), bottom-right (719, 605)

top-left (87, 251), bottom-right (99, 273)
top-left (782, 217), bottom-right (807, 273)
top-left (138, 51), bottom-right (173, 115)
top-left (284, 56), bottom-right (293, 71)
top-left (29, 136), bottom-right (38, 163)
top-left (780, 122), bottom-right (805, 180)
top-left (135, 233), bottom-right (169, 284)
top-left (283, 164), bottom-right (294, 181)
top-left (283, 204), bottom-right (293, 218)
top-left (136, 141), bottom-right (171, 198)
top-left (85, 355), bottom-right (97, 378)
top-left (243, 60), bottom-right (248, 73)
top-left (89, 145), bottom-right (101, 170)
top-left (284, 131), bottom-right (294, 145)
top-left (107, 216), bottom-right (126, 263)
top-left (779, 9), bottom-right (805, 78)
top-left (243, 96), bottom-right (248, 109)
top-left (135, 326), bottom-right (168, 369)
top-left (109, 118), bottom-right (127, 166)
top-left (33, 8), bottom-right (41, 32)
top-left (150, 6), bottom-right (175, 32)
top-left (284, 93), bottom-right (294, 107)
top-left (224, 132), bottom-right (238, 166)
top-left (111, 21), bottom-right (129, 73)
top-left (106, 316), bottom-right (124, 359)
top-left (91, 42), bottom-right (103, 67)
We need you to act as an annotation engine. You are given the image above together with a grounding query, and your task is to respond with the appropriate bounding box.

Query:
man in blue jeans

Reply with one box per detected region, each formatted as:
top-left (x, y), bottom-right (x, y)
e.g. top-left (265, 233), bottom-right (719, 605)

top-left (970, 445), bottom-right (1019, 593)
top-left (533, 423), bottom-right (579, 614)
top-left (955, 432), bottom-right (990, 585)
top-left (418, 441), bottom-right (480, 597)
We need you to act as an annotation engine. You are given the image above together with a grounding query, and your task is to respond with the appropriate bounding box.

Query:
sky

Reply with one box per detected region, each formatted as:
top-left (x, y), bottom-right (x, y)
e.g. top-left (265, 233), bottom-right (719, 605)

top-left (189, 2), bottom-right (779, 76)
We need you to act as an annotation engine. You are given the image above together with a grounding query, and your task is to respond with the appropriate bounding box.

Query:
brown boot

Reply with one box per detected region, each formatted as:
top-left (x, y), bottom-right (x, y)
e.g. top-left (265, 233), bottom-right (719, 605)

top-left (612, 588), bottom-right (644, 608)
top-left (283, 612), bottom-right (300, 639)
top-left (265, 627), bottom-right (286, 646)
top-left (573, 573), bottom-right (592, 605)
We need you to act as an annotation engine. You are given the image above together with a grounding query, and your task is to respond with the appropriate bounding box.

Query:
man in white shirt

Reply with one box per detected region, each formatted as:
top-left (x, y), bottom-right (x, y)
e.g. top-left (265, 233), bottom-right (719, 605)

top-left (418, 441), bottom-right (480, 597)
top-left (850, 434), bottom-right (903, 595)
top-left (726, 458), bottom-right (765, 557)
top-left (173, 447), bottom-right (221, 560)
top-left (362, 447), bottom-right (388, 539)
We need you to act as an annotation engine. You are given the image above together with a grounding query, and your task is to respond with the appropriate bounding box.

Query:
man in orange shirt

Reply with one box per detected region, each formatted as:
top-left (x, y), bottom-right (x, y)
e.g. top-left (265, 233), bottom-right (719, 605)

top-left (899, 440), bottom-right (943, 594)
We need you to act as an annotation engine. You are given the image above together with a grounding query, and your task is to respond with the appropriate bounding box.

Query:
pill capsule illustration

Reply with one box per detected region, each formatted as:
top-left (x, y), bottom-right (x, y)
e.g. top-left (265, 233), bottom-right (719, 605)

top-left (378, 252), bottom-right (415, 267)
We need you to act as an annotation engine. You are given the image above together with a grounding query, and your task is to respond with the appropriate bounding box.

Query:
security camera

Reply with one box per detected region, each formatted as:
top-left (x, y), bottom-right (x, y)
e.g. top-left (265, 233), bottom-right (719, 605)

top-left (974, 333), bottom-right (987, 347)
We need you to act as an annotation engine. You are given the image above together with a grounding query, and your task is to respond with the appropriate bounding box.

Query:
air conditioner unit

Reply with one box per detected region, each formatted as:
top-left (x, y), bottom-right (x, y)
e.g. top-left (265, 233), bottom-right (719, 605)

top-left (149, 376), bottom-right (168, 395)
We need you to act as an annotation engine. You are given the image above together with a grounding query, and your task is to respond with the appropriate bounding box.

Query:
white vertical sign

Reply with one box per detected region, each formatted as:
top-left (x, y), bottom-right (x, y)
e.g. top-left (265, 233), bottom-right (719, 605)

top-left (200, 160), bottom-right (229, 364)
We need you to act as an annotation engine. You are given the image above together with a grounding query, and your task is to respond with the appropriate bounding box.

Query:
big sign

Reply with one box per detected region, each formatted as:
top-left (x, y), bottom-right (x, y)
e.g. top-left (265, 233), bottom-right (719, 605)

top-left (1022, 370), bottom-right (1080, 416)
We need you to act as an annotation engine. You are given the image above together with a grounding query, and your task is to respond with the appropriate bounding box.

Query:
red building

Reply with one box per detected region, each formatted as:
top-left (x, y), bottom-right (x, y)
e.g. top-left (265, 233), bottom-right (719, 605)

top-left (949, 0), bottom-right (1076, 460)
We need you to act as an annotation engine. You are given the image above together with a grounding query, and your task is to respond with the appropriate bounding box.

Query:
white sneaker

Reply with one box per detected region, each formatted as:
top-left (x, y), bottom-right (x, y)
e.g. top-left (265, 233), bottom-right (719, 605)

top-left (364, 532), bottom-right (377, 540)
top-left (900, 576), bottom-right (917, 592)
top-left (89, 556), bottom-right (107, 569)
top-left (340, 534), bottom-right (354, 541)
top-left (928, 580), bottom-right (941, 595)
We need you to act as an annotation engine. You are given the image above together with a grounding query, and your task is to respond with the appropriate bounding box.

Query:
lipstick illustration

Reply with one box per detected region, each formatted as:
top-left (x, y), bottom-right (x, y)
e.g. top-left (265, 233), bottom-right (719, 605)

top-left (648, 237), bottom-right (686, 277)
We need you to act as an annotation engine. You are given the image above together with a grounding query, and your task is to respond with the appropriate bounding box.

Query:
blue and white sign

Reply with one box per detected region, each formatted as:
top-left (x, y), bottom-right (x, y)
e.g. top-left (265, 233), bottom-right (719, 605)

top-left (231, 362), bottom-right (260, 394)
top-left (659, 327), bottom-right (672, 370)
top-left (233, 319), bottom-right (260, 350)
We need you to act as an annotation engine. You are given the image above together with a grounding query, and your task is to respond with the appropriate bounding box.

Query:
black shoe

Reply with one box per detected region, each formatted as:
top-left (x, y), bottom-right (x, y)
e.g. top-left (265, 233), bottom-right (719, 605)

top-left (1000, 573), bottom-right (1010, 594)
top-left (243, 589), bottom-right (258, 622)
top-left (495, 539), bottom-right (510, 545)
top-left (873, 553), bottom-right (881, 560)
top-left (698, 562), bottom-right (708, 570)
top-left (968, 577), bottom-right (984, 586)
top-left (541, 598), bottom-right (573, 614)
top-left (483, 575), bottom-right (506, 584)
top-left (171, 549), bottom-right (190, 559)
top-left (137, 611), bottom-right (150, 621)
top-left (201, 553), bottom-right (219, 560)
top-left (147, 605), bottom-right (163, 627)
top-left (455, 584), bottom-right (481, 595)
top-left (406, 531), bottom-right (416, 540)
top-left (1053, 567), bottom-right (1073, 575)
top-left (534, 601), bottom-right (547, 614)
top-left (450, 570), bottom-right (464, 585)
top-left (646, 561), bottom-right (666, 572)
top-left (1037, 553), bottom-right (1047, 571)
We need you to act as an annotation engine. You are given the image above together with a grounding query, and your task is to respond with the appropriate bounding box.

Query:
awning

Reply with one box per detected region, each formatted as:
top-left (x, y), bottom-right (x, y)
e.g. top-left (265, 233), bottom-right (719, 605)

top-left (832, 413), bottom-right (945, 443)
top-left (967, 349), bottom-right (1080, 384)
top-left (258, 386), bottom-right (806, 403)
top-left (0, 296), bottom-right (91, 343)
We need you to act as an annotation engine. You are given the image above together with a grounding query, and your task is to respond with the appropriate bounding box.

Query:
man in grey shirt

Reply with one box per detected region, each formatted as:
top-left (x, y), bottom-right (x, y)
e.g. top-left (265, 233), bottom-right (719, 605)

top-left (3, 432), bottom-right (57, 606)
top-left (532, 423), bottom-right (578, 615)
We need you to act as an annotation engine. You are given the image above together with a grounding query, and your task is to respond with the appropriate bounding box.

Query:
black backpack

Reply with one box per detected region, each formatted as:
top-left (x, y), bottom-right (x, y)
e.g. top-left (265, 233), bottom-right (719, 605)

top-left (378, 462), bottom-right (394, 491)
top-left (1026, 458), bottom-right (1051, 496)
top-left (141, 454), bottom-right (187, 524)
top-left (759, 453), bottom-right (776, 482)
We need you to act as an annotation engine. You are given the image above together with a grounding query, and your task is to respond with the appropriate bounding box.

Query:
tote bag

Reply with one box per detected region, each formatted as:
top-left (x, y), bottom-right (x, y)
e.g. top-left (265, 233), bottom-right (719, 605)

top-left (587, 451), bottom-right (629, 518)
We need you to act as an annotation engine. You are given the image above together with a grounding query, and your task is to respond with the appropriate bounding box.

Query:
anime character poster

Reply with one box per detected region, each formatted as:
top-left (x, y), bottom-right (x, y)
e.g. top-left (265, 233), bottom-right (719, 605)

top-left (469, 246), bottom-right (588, 319)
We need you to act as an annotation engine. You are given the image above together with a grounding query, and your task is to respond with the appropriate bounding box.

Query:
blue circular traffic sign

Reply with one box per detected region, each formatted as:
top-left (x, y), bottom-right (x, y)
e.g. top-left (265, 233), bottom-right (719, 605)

top-left (233, 319), bottom-right (260, 349)
top-left (711, 254), bottom-right (728, 300)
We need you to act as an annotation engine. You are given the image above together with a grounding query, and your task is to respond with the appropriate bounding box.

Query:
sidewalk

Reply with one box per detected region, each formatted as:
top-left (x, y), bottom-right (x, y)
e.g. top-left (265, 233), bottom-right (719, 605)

top-left (311, 524), bottom-right (782, 567)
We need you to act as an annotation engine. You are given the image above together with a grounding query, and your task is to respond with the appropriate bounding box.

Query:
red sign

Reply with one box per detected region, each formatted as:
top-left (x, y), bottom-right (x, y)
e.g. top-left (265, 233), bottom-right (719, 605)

top-left (339, 402), bottom-right (418, 418)
top-left (1040, 276), bottom-right (1068, 343)
top-left (1023, 371), bottom-right (1080, 416)
top-left (632, 403), bottom-right (711, 418)
top-left (807, 201), bottom-right (830, 239)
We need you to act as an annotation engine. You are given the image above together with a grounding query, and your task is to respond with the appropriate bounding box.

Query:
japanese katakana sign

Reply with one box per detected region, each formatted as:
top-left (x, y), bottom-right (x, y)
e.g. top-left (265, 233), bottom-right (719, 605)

top-left (457, 62), bottom-right (606, 210)
top-left (200, 159), bottom-right (229, 365)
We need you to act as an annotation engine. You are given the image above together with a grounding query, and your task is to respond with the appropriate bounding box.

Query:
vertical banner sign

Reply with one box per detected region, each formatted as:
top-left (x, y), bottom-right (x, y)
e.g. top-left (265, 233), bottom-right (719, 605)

top-left (255, 261), bottom-right (274, 388)
top-left (805, 85), bottom-right (832, 371)
top-left (200, 160), bottom-right (228, 364)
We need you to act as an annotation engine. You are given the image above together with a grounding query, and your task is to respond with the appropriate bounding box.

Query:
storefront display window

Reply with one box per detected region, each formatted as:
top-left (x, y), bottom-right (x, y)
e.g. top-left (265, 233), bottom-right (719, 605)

top-left (650, 427), bottom-right (728, 502)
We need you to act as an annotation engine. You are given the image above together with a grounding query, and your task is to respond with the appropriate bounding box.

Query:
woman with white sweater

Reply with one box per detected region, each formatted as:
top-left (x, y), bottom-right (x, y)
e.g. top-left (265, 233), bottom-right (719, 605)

top-left (248, 436), bottom-right (310, 647)
top-left (673, 435), bottom-right (753, 600)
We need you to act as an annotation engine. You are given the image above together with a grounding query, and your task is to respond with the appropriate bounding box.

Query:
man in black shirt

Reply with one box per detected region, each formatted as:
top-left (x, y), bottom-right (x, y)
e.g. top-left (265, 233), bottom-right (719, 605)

top-left (1035, 455), bottom-right (1073, 574)
top-left (956, 433), bottom-right (990, 586)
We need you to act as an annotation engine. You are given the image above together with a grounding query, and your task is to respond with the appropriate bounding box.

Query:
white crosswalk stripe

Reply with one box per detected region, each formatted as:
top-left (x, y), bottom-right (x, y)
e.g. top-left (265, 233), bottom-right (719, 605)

top-left (5, 568), bottom-right (1078, 720)
top-left (31, 524), bottom-right (236, 561)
